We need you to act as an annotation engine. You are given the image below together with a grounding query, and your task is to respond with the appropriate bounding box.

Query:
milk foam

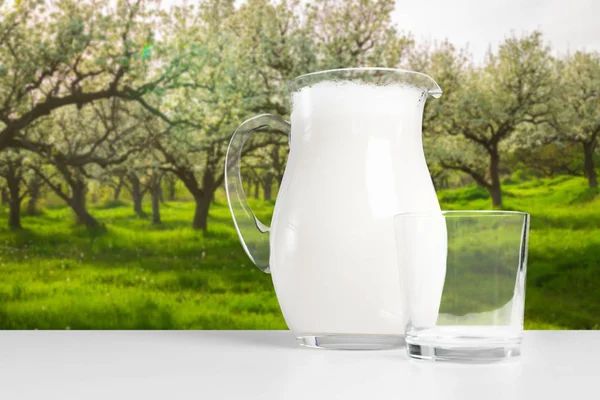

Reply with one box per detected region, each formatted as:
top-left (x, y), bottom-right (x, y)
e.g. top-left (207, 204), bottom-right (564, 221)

top-left (292, 81), bottom-right (427, 119)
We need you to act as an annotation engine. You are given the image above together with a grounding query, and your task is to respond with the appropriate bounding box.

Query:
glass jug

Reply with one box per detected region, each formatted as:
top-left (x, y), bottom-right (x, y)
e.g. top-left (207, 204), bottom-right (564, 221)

top-left (225, 68), bottom-right (444, 349)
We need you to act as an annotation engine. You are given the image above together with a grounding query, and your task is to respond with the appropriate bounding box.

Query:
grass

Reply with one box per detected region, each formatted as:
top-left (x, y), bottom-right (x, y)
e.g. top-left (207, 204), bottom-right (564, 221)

top-left (439, 176), bottom-right (600, 329)
top-left (0, 200), bottom-right (284, 329)
top-left (0, 175), bottom-right (598, 330)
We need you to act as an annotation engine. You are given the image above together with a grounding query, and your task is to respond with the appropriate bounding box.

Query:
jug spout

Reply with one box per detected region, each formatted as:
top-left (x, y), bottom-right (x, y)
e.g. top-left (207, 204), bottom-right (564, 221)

top-left (419, 73), bottom-right (443, 99)
top-left (389, 69), bottom-right (442, 98)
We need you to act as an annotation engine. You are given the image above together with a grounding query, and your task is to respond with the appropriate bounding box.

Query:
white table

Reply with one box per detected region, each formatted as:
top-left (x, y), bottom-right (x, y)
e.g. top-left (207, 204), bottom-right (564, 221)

top-left (0, 331), bottom-right (596, 400)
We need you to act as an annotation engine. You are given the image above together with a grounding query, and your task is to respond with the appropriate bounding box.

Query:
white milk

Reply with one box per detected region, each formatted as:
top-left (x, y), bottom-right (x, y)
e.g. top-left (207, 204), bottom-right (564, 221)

top-left (269, 81), bottom-right (445, 336)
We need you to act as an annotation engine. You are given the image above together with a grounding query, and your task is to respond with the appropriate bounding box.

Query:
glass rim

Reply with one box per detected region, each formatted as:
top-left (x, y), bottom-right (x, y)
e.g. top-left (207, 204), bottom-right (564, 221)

top-left (286, 67), bottom-right (442, 96)
top-left (394, 210), bottom-right (530, 219)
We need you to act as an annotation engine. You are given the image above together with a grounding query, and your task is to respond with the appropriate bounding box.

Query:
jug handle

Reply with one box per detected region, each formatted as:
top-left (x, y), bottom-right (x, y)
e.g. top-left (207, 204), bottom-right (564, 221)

top-left (224, 114), bottom-right (291, 274)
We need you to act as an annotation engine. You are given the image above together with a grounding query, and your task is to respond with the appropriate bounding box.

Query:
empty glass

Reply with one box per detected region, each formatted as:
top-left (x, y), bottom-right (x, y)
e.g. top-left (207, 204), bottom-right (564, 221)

top-left (394, 211), bottom-right (530, 363)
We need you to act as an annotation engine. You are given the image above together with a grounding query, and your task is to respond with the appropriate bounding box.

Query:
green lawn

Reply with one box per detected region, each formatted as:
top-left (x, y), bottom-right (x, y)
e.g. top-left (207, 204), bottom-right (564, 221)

top-left (0, 175), bottom-right (598, 329)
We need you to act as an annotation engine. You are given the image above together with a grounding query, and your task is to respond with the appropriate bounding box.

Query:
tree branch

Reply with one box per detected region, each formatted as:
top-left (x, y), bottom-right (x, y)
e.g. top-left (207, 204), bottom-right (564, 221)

top-left (440, 161), bottom-right (491, 189)
top-left (30, 166), bottom-right (71, 204)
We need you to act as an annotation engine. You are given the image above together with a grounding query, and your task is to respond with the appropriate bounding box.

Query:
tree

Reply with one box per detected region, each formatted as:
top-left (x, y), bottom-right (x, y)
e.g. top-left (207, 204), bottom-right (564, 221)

top-left (242, 143), bottom-right (287, 201)
top-left (126, 170), bottom-right (147, 215)
top-left (146, 167), bottom-right (164, 224)
top-left (231, 0), bottom-right (316, 116)
top-left (20, 100), bottom-right (146, 227)
top-left (140, 0), bottom-right (278, 231)
top-left (150, 120), bottom-right (259, 230)
top-left (226, 0), bottom-right (317, 212)
top-left (163, 173), bottom-right (177, 201)
top-left (507, 142), bottom-right (584, 178)
top-left (432, 32), bottom-right (555, 207)
top-left (100, 165), bottom-right (146, 212)
top-left (261, 144), bottom-right (286, 201)
top-left (547, 52), bottom-right (600, 188)
top-left (25, 166), bottom-right (43, 215)
top-left (306, 0), bottom-right (413, 69)
top-left (0, 149), bottom-right (28, 229)
top-left (1, 185), bottom-right (8, 205)
top-left (112, 175), bottom-right (125, 201)
top-left (116, 148), bottom-right (164, 222)
top-left (0, 0), bottom-right (194, 151)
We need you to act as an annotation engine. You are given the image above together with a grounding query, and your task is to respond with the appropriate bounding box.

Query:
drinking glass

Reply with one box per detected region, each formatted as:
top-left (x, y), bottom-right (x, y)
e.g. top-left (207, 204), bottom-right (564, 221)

top-left (394, 211), bottom-right (530, 362)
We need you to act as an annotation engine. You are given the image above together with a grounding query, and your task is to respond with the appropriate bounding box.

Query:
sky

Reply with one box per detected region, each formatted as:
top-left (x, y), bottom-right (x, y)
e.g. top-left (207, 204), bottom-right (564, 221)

top-left (159, 0), bottom-right (600, 63)
top-left (393, 0), bottom-right (600, 62)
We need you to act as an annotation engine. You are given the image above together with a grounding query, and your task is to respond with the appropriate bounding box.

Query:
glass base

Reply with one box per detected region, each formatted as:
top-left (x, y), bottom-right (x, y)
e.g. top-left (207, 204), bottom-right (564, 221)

top-left (406, 341), bottom-right (521, 363)
top-left (296, 334), bottom-right (404, 350)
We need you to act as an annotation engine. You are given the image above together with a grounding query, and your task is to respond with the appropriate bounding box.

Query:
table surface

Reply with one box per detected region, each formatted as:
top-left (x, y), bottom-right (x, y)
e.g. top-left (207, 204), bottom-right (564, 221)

top-left (0, 330), bottom-right (597, 400)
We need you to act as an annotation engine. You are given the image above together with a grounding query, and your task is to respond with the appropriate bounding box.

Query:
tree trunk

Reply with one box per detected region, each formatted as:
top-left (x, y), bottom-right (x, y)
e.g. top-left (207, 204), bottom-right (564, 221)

top-left (8, 196), bottom-right (21, 230)
top-left (133, 192), bottom-right (143, 214)
top-left (129, 175), bottom-right (143, 215)
top-left (26, 175), bottom-right (41, 215)
top-left (7, 173), bottom-right (21, 230)
top-left (193, 195), bottom-right (211, 231)
top-left (430, 172), bottom-right (442, 191)
top-left (151, 181), bottom-right (162, 225)
top-left (1, 186), bottom-right (8, 205)
top-left (159, 185), bottom-right (165, 204)
top-left (489, 150), bottom-right (503, 208)
top-left (168, 179), bottom-right (176, 201)
top-left (263, 173), bottom-right (273, 201)
top-left (253, 179), bottom-right (259, 199)
top-left (583, 141), bottom-right (598, 189)
top-left (113, 177), bottom-right (124, 201)
top-left (70, 181), bottom-right (99, 228)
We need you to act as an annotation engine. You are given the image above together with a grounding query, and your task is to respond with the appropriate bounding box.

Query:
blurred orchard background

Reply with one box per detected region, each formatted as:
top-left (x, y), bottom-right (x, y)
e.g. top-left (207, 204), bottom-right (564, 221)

top-left (0, 0), bottom-right (598, 329)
